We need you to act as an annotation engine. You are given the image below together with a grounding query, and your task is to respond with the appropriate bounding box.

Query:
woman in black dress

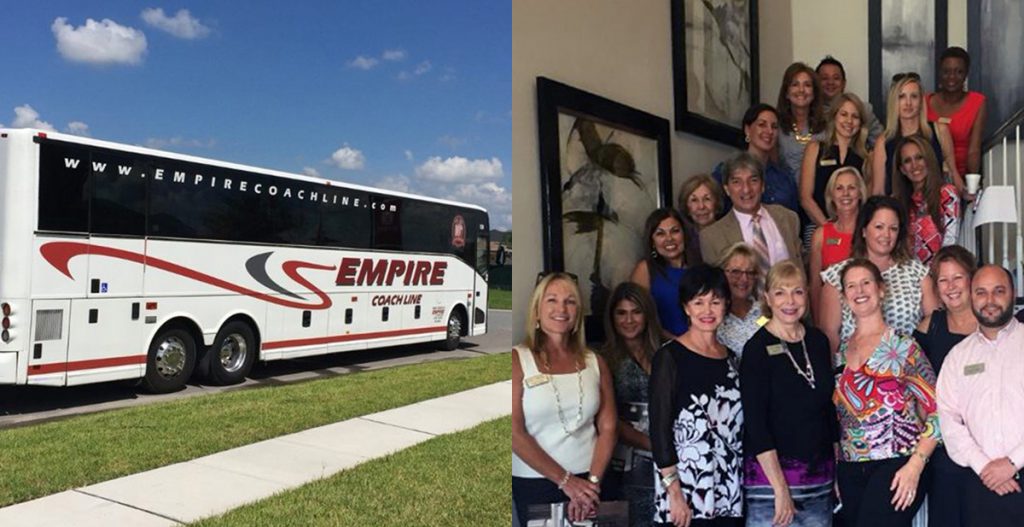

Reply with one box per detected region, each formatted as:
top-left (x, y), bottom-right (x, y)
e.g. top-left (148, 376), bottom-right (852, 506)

top-left (650, 265), bottom-right (744, 527)
top-left (913, 245), bottom-right (978, 527)
top-left (740, 260), bottom-right (837, 526)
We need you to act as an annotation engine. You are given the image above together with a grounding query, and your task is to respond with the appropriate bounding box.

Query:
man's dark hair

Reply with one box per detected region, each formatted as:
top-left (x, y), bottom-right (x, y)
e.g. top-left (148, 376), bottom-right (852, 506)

top-left (816, 55), bottom-right (846, 80)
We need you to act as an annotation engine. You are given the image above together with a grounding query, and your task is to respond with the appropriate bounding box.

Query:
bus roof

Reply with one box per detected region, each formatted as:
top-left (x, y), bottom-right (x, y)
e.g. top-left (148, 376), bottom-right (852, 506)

top-left (1, 128), bottom-right (487, 214)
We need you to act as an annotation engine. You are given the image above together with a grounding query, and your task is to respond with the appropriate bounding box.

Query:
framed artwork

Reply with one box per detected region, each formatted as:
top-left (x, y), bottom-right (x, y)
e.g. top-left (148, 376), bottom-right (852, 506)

top-left (868, 0), bottom-right (948, 122)
top-left (671, 0), bottom-right (760, 146)
top-left (968, 0), bottom-right (1024, 143)
top-left (536, 77), bottom-right (672, 341)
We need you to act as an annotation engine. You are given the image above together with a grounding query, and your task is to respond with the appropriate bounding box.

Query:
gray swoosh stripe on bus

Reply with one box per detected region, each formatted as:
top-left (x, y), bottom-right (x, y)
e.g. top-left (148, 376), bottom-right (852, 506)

top-left (245, 252), bottom-right (305, 300)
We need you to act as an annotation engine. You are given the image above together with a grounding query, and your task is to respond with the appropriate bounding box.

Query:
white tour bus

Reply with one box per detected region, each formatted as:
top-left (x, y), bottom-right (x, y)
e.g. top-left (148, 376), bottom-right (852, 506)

top-left (0, 129), bottom-right (489, 392)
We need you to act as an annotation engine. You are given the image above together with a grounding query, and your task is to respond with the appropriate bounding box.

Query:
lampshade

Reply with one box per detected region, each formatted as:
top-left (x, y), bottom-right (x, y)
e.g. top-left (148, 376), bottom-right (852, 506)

top-left (973, 186), bottom-right (1020, 228)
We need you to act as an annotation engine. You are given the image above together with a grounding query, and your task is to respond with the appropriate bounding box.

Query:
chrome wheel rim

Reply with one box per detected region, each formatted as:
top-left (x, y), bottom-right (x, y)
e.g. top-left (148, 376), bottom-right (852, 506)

top-left (218, 333), bottom-right (248, 373)
top-left (447, 314), bottom-right (461, 341)
top-left (155, 336), bottom-right (188, 379)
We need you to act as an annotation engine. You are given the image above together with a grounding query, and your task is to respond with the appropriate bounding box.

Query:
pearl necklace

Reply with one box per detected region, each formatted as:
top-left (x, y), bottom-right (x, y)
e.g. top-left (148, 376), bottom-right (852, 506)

top-left (541, 350), bottom-right (584, 436)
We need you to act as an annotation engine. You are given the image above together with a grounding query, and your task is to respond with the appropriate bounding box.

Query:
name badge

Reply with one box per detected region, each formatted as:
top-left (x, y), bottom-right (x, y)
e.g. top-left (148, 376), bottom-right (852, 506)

top-left (826, 237), bottom-right (843, 246)
top-left (938, 117), bottom-right (952, 125)
top-left (819, 159), bottom-right (838, 167)
top-left (756, 315), bottom-right (770, 327)
top-left (964, 363), bottom-right (985, 376)
top-left (524, 374), bottom-right (551, 388)
top-left (766, 344), bottom-right (785, 356)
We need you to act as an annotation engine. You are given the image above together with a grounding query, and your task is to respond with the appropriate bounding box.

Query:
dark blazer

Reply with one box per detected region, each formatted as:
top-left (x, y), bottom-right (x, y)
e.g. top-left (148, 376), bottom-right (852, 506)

top-left (699, 203), bottom-right (802, 266)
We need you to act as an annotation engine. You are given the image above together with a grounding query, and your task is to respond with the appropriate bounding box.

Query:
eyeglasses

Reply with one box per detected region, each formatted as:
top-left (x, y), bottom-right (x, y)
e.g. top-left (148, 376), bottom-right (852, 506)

top-left (536, 271), bottom-right (579, 286)
top-left (891, 72), bottom-right (921, 83)
top-left (724, 269), bottom-right (758, 280)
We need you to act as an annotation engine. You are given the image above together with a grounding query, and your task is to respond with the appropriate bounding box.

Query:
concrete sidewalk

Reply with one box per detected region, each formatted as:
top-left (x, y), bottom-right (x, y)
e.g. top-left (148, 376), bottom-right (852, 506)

top-left (0, 380), bottom-right (512, 526)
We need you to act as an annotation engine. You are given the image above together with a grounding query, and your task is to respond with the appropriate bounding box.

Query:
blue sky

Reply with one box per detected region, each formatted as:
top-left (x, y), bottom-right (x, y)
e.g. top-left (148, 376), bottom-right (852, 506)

top-left (1, 1), bottom-right (511, 229)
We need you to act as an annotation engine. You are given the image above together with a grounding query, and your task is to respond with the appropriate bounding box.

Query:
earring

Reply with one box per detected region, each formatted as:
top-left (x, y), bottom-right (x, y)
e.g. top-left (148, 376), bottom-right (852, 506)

top-left (744, 135), bottom-right (750, 143)
top-left (651, 250), bottom-right (658, 259)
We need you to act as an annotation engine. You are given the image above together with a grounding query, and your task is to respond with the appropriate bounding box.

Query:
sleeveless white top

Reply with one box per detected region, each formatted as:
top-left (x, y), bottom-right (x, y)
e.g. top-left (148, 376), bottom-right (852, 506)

top-left (512, 345), bottom-right (601, 478)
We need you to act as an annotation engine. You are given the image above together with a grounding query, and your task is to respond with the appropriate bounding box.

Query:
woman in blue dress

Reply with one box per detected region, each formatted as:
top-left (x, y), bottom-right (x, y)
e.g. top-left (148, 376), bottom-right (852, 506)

top-left (632, 208), bottom-right (689, 338)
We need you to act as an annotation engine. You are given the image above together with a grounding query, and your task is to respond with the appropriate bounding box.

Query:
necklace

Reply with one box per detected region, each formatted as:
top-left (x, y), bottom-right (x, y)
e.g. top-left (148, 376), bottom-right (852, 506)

top-left (791, 122), bottom-right (813, 145)
top-left (781, 338), bottom-right (816, 389)
top-left (541, 350), bottom-right (584, 436)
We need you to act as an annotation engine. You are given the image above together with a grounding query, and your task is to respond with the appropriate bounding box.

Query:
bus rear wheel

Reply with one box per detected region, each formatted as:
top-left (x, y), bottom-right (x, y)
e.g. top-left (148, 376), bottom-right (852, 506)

top-left (142, 327), bottom-right (197, 393)
top-left (203, 321), bottom-right (256, 385)
top-left (441, 310), bottom-right (463, 351)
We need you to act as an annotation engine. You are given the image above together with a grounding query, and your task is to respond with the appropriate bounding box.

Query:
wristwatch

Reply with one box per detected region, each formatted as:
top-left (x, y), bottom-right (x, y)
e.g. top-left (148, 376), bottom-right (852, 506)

top-left (588, 474), bottom-right (601, 485)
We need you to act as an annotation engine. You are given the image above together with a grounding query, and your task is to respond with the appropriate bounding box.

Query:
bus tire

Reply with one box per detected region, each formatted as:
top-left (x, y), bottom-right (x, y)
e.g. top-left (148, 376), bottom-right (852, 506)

top-left (441, 310), bottom-right (463, 351)
top-left (142, 327), bottom-right (197, 393)
top-left (204, 321), bottom-right (256, 385)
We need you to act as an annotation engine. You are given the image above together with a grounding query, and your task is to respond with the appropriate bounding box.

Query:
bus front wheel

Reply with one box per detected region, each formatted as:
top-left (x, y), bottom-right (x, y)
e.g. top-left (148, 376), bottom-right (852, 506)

top-left (142, 327), bottom-right (197, 393)
top-left (203, 321), bottom-right (256, 385)
top-left (441, 310), bottom-right (463, 351)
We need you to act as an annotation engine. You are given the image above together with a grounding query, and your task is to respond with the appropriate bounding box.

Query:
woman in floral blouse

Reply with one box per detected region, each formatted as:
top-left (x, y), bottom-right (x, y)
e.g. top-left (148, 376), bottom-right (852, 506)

top-left (833, 258), bottom-right (939, 527)
top-left (891, 135), bottom-right (960, 265)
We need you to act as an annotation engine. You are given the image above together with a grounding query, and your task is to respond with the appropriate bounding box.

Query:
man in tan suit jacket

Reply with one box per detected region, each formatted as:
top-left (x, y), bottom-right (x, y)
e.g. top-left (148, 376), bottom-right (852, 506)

top-left (700, 152), bottom-right (803, 267)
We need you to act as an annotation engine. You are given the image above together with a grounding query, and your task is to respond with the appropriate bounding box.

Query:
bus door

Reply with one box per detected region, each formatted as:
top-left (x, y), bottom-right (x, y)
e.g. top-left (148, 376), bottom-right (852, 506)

top-left (472, 233), bottom-right (489, 335)
top-left (26, 299), bottom-right (72, 386)
top-left (65, 152), bottom-right (148, 384)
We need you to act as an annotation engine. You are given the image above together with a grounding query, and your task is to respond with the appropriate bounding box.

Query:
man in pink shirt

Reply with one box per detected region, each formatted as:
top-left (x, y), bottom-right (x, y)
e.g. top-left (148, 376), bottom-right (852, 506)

top-left (937, 265), bottom-right (1024, 525)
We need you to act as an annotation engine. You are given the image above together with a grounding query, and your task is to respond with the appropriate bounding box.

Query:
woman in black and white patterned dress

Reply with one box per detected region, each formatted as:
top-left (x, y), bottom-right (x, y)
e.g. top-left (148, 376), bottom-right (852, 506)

top-left (650, 264), bottom-right (744, 527)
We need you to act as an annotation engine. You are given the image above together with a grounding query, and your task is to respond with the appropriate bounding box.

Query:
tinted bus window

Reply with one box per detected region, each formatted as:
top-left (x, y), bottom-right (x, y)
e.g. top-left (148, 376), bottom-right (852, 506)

top-left (91, 151), bottom-right (146, 236)
top-left (372, 195), bottom-right (403, 251)
top-left (38, 142), bottom-right (89, 233)
top-left (319, 189), bottom-right (372, 249)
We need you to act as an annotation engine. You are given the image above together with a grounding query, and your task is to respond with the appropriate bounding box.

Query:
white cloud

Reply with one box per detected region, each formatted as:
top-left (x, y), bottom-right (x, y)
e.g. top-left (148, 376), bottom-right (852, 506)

top-left (376, 175), bottom-right (413, 193)
top-left (415, 156), bottom-right (503, 183)
top-left (413, 60), bottom-right (432, 75)
top-left (330, 144), bottom-right (365, 170)
top-left (52, 17), bottom-right (147, 65)
top-left (382, 49), bottom-right (406, 61)
top-left (144, 136), bottom-right (216, 149)
top-left (447, 182), bottom-right (512, 230)
top-left (439, 67), bottom-right (456, 82)
top-left (11, 105), bottom-right (56, 131)
top-left (404, 149), bottom-right (414, 161)
top-left (140, 8), bottom-right (210, 39)
top-left (397, 71), bottom-right (411, 80)
top-left (66, 121), bottom-right (90, 136)
top-left (348, 55), bottom-right (378, 70)
top-left (302, 166), bottom-right (321, 178)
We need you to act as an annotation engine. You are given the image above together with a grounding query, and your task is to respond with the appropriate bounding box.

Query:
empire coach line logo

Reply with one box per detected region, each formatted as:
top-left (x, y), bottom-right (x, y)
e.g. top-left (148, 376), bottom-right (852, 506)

top-left (40, 243), bottom-right (449, 311)
top-left (60, 156), bottom-right (399, 212)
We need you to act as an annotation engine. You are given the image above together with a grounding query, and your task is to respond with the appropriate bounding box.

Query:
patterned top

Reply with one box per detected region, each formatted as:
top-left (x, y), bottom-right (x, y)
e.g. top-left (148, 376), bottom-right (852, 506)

top-left (649, 341), bottom-right (743, 520)
top-left (716, 303), bottom-right (763, 358)
top-left (821, 258), bottom-right (928, 342)
top-left (909, 185), bottom-right (960, 265)
top-left (834, 329), bottom-right (939, 462)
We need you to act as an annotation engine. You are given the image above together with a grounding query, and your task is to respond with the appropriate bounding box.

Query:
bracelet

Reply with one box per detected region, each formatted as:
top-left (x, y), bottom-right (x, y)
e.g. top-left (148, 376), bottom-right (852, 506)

top-left (557, 471), bottom-right (571, 489)
top-left (912, 450), bottom-right (929, 464)
top-left (588, 474), bottom-right (601, 485)
top-left (661, 471), bottom-right (679, 489)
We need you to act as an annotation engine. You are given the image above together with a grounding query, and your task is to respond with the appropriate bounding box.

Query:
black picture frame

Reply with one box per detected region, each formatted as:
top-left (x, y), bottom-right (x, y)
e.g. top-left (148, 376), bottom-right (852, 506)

top-left (536, 77), bottom-right (672, 341)
top-left (868, 0), bottom-right (948, 123)
top-left (671, 0), bottom-right (760, 146)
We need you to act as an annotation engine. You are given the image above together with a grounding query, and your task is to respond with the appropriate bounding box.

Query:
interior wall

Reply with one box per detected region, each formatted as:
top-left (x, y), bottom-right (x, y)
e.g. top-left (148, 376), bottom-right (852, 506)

top-left (511, 0), bottom-right (969, 345)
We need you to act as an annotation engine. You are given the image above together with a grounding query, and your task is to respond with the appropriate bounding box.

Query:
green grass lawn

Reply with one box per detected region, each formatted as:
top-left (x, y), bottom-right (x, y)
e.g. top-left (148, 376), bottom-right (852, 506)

top-left (192, 417), bottom-right (512, 527)
top-left (0, 353), bottom-right (510, 507)
top-left (489, 288), bottom-right (511, 310)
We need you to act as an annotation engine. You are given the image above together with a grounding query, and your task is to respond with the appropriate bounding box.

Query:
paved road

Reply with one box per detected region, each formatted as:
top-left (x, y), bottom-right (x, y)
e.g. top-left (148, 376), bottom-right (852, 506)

top-left (0, 309), bottom-right (513, 428)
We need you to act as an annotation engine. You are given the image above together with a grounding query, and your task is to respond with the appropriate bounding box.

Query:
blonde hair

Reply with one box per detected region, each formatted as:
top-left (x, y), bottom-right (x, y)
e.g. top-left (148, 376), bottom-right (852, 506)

top-left (883, 76), bottom-right (932, 142)
top-left (523, 273), bottom-right (587, 359)
top-left (760, 259), bottom-right (807, 318)
top-left (824, 166), bottom-right (868, 218)
top-left (716, 242), bottom-right (764, 299)
top-left (823, 93), bottom-right (869, 161)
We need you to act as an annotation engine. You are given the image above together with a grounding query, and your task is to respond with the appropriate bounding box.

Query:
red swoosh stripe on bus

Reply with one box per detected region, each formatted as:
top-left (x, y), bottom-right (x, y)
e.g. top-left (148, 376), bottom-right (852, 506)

top-left (262, 325), bottom-right (446, 350)
top-left (27, 354), bottom-right (147, 376)
top-left (39, 242), bottom-right (335, 310)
